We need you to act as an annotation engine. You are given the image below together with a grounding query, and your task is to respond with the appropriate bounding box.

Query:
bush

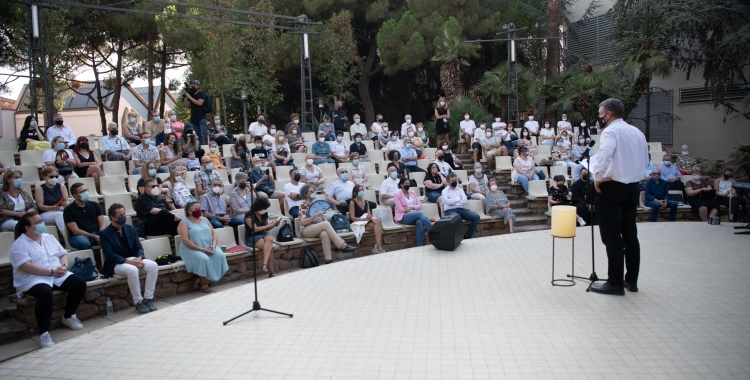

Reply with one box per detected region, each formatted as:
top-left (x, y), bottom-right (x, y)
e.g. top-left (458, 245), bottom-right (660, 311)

top-left (424, 95), bottom-right (492, 149)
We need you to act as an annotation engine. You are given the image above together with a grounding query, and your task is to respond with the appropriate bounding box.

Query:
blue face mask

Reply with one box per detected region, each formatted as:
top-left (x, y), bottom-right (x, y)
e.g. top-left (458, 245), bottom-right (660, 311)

top-left (205, 163), bottom-right (213, 171)
top-left (148, 169), bottom-right (156, 176)
top-left (357, 191), bottom-right (365, 198)
top-left (12, 178), bottom-right (22, 189)
top-left (309, 193), bottom-right (316, 200)
top-left (406, 143), bottom-right (412, 150)
top-left (153, 116), bottom-right (160, 122)
top-left (475, 168), bottom-right (482, 174)
top-left (79, 191), bottom-right (90, 202)
top-left (356, 138), bottom-right (362, 143)
top-left (664, 161), bottom-right (672, 166)
top-left (35, 222), bottom-right (46, 235)
top-left (255, 163), bottom-right (262, 170)
top-left (144, 139), bottom-right (153, 146)
top-left (129, 117), bottom-right (137, 123)
top-left (682, 151), bottom-right (689, 155)
top-left (390, 172), bottom-right (398, 179)
top-left (56, 143), bottom-right (65, 150)
top-left (256, 143), bottom-right (262, 149)
top-left (337, 136), bottom-right (343, 142)
top-left (340, 173), bottom-right (348, 181)
top-left (556, 142), bottom-right (564, 147)
top-left (392, 135), bottom-right (398, 141)
top-left (352, 159), bottom-right (360, 166)
top-left (279, 136), bottom-right (285, 142)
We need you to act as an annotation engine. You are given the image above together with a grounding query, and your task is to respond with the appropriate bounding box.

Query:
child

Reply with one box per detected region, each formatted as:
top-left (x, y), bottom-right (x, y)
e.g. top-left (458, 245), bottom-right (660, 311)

top-left (185, 150), bottom-right (201, 171)
top-left (206, 141), bottom-right (226, 170)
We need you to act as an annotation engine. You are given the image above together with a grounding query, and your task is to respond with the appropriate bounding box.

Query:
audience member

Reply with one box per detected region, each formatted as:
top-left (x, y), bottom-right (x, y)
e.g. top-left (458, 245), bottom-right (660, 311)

top-left (319, 114), bottom-right (336, 141)
top-left (548, 175), bottom-right (572, 207)
top-left (394, 178), bottom-right (433, 246)
top-left (132, 132), bottom-right (168, 174)
top-left (63, 183), bottom-right (104, 249)
top-left (676, 144), bottom-right (697, 175)
top-left (331, 131), bottom-right (350, 166)
top-left (384, 131), bottom-right (404, 153)
top-left (380, 167), bottom-right (400, 207)
top-left (370, 114), bottom-right (385, 140)
top-left (571, 137), bottom-right (588, 162)
top-left (459, 112), bottom-right (477, 148)
top-left (165, 109), bottom-right (184, 137)
top-left (524, 113), bottom-right (540, 136)
top-left (43, 136), bottom-right (77, 182)
top-left (136, 161), bottom-right (164, 195)
top-left (250, 157), bottom-right (285, 207)
top-left (185, 150), bottom-right (201, 171)
top-left (311, 132), bottom-right (335, 164)
top-left (244, 197), bottom-right (279, 277)
top-left (18, 115), bottom-right (48, 151)
top-left (46, 113), bottom-right (77, 148)
top-left (517, 127), bottom-right (538, 155)
top-left (434, 96), bottom-right (451, 144)
top-left (144, 110), bottom-right (167, 146)
top-left (327, 101), bottom-right (349, 135)
top-left (468, 162), bottom-right (489, 200)
top-left (249, 135), bottom-right (275, 171)
top-left (349, 133), bottom-right (370, 162)
top-left (298, 184), bottom-right (357, 264)
top-left (485, 179), bottom-right (516, 233)
top-left (326, 167), bottom-right (355, 214)
top-left (228, 172), bottom-right (253, 218)
top-left (424, 163), bottom-right (446, 203)
top-left (300, 155), bottom-right (326, 192)
top-left (347, 154), bottom-right (370, 189)
top-left (539, 120), bottom-right (556, 146)
top-left (571, 167), bottom-right (597, 225)
top-left (349, 184), bottom-right (385, 253)
top-left (496, 124), bottom-right (516, 157)
top-left (513, 147), bottom-right (544, 193)
top-left (377, 125), bottom-right (391, 150)
top-left (442, 172), bottom-right (479, 239)
top-left (72, 136), bottom-right (105, 194)
top-left (135, 178), bottom-right (180, 236)
top-left (178, 202), bottom-right (229, 293)
top-left (286, 124), bottom-right (307, 154)
top-left (34, 167), bottom-right (68, 234)
top-left (284, 168), bottom-right (305, 218)
top-left (271, 131), bottom-right (294, 168)
top-left (248, 113), bottom-right (267, 137)
top-left (438, 140), bottom-right (464, 170)
top-left (166, 169), bottom-right (195, 208)
top-left (122, 110), bottom-right (141, 146)
top-left (208, 114), bottom-right (234, 146)
top-left (559, 130), bottom-right (572, 149)
top-left (201, 178), bottom-right (243, 230)
top-left (399, 138), bottom-right (426, 173)
top-left (159, 132), bottom-right (186, 171)
top-left (557, 113), bottom-right (572, 134)
top-left (415, 123), bottom-right (430, 149)
top-left (433, 150), bottom-right (454, 177)
top-left (205, 141), bottom-right (226, 170)
top-left (685, 166), bottom-right (720, 222)
top-left (350, 114), bottom-right (368, 138)
top-left (492, 115), bottom-right (507, 137)
top-left (101, 122), bottom-right (131, 162)
top-left (715, 167), bottom-right (746, 222)
top-left (552, 137), bottom-right (576, 168)
top-left (644, 168), bottom-right (678, 222)
top-left (178, 127), bottom-right (204, 159)
top-left (194, 156), bottom-right (221, 197)
top-left (658, 154), bottom-right (686, 195)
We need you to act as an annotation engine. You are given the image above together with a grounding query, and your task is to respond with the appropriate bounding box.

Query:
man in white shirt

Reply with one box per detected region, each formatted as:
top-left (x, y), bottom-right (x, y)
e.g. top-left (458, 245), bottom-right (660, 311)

top-left (284, 168), bottom-right (305, 218)
top-left (400, 114), bottom-right (416, 136)
top-left (524, 113), bottom-right (540, 136)
top-left (380, 166), bottom-right (400, 207)
top-left (459, 112), bottom-right (477, 148)
top-left (441, 172), bottom-right (480, 239)
top-left (349, 114), bottom-right (368, 138)
top-left (248, 114), bottom-right (268, 137)
top-left (478, 129), bottom-right (506, 164)
top-left (100, 122), bottom-right (131, 161)
top-left (46, 113), bottom-right (77, 148)
top-left (492, 116), bottom-right (507, 137)
top-left (331, 131), bottom-right (350, 167)
top-left (589, 98), bottom-right (648, 296)
top-left (326, 167), bottom-right (355, 213)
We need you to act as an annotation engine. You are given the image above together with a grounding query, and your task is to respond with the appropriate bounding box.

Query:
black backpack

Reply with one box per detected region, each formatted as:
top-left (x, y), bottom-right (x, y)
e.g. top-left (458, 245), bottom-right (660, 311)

top-left (330, 213), bottom-right (351, 233)
top-left (276, 220), bottom-right (294, 242)
top-left (203, 92), bottom-right (213, 114)
top-left (70, 257), bottom-right (99, 281)
top-left (300, 248), bottom-right (319, 268)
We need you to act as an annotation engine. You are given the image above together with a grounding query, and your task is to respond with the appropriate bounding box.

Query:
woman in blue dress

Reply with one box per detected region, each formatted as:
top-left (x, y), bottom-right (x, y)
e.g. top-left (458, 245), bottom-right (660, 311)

top-left (177, 201), bottom-right (229, 293)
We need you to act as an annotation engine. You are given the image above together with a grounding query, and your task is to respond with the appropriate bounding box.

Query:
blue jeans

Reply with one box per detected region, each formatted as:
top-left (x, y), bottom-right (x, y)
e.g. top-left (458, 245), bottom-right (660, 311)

top-left (274, 159), bottom-right (296, 168)
top-left (196, 118), bottom-right (208, 145)
top-left (69, 232), bottom-right (99, 250)
top-left (245, 231), bottom-right (268, 247)
top-left (209, 216), bottom-right (244, 229)
top-left (313, 158), bottom-right (335, 165)
top-left (445, 208), bottom-right (480, 238)
top-left (645, 200), bottom-right (678, 222)
top-left (133, 166), bottom-right (169, 174)
top-left (399, 211), bottom-right (433, 246)
top-left (425, 191), bottom-right (442, 203)
top-left (324, 134), bottom-right (336, 141)
top-left (541, 140), bottom-right (553, 146)
top-left (516, 173), bottom-right (540, 192)
top-left (288, 206), bottom-right (299, 218)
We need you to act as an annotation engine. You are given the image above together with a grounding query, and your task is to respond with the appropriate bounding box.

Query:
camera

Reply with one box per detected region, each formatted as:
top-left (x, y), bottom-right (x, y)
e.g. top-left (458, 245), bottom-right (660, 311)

top-left (180, 82), bottom-right (195, 101)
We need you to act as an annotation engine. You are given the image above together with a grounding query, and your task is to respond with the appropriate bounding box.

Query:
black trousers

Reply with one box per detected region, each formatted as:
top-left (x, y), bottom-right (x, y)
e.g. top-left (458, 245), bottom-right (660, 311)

top-left (717, 196), bottom-right (747, 218)
top-left (25, 275), bottom-right (87, 335)
top-left (147, 210), bottom-right (180, 236)
top-left (595, 181), bottom-right (640, 287)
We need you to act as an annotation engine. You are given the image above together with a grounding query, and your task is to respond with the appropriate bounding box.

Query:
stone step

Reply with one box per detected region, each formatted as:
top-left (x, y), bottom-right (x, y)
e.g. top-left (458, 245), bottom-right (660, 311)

top-left (514, 214), bottom-right (550, 226)
top-left (507, 207), bottom-right (535, 217)
top-left (0, 298), bottom-right (16, 320)
top-left (511, 224), bottom-right (551, 233)
top-left (0, 318), bottom-right (29, 344)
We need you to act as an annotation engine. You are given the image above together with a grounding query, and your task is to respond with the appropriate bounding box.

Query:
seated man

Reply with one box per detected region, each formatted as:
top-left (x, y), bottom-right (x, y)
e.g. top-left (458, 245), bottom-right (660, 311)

top-left (249, 157), bottom-right (285, 205)
top-left (442, 172), bottom-right (480, 239)
top-left (135, 178), bottom-right (181, 236)
top-left (100, 203), bottom-right (159, 314)
top-left (468, 162), bottom-right (489, 200)
top-left (250, 135), bottom-right (276, 171)
top-left (331, 131), bottom-right (350, 167)
top-left (131, 132), bottom-right (168, 174)
top-left (644, 168), bottom-right (678, 222)
top-left (571, 167), bottom-right (597, 226)
top-left (311, 131), bottom-right (336, 165)
top-left (380, 166), bottom-right (400, 207)
top-left (479, 129), bottom-right (506, 164)
top-left (63, 183), bottom-right (105, 250)
top-left (349, 133), bottom-right (370, 162)
top-left (433, 150), bottom-right (454, 177)
top-left (201, 178), bottom-right (244, 229)
top-left (659, 154), bottom-right (686, 196)
top-left (326, 167), bottom-right (355, 214)
top-left (284, 168), bottom-right (305, 218)
top-left (100, 122), bottom-right (131, 162)
top-left (194, 155), bottom-right (221, 197)
top-left (399, 138), bottom-right (426, 173)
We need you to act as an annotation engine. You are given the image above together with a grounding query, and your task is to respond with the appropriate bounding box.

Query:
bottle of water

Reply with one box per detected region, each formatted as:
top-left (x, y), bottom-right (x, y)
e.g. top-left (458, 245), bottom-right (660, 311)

top-left (106, 297), bottom-right (113, 316)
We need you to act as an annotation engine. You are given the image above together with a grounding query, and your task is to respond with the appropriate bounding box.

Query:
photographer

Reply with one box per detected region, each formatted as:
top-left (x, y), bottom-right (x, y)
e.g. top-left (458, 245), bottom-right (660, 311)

top-left (182, 80), bottom-right (208, 145)
top-left (178, 126), bottom-right (204, 159)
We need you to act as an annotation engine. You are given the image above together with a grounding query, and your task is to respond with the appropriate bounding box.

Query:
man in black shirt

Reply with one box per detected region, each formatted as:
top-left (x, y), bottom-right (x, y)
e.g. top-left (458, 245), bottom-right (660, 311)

top-left (251, 135), bottom-right (277, 171)
top-left (182, 79), bottom-right (208, 145)
top-left (63, 183), bottom-right (105, 250)
top-left (571, 167), bottom-right (597, 226)
top-left (327, 100), bottom-right (348, 135)
top-left (349, 133), bottom-right (370, 161)
top-left (134, 178), bottom-right (181, 236)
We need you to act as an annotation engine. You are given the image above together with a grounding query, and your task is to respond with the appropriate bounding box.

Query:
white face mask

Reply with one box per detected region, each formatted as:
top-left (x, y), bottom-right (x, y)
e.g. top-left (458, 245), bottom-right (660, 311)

top-left (269, 129), bottom-right (276, 134)
top-left (417, 127), bottom-right (423, 132)
top-left (479, 125), bottom-right (486, 129)
top-left (293, 119), bottom-right (299, 124)
top-left (306, 159), bottom-right (314, 165)
top-left (562, 117), bottom-right (567, 121)
top-left (495, 118), bottom-right (500, 122)
top-left (212, 186), bottom-right (222, 194)
top-left (383, 127), bottom-right (388, 132)
top-left (442, 145), bottom-right (448, 150)
top-left (490, 185), bottom-right (498, 191)
top-left (408, 132), bottom-right (414, 137)
top-left (486, 132), bottom-right (493, 137)
top-left (405, 118), bottom-right (411, 123)
top-left (528, 116), bottom-right (534, 121)
top-left (47, 177), bottom-right (57, 186)
top-left (523, 132), bottom-right (528, 136)
top-left (464, 115), bottom-right (470, 120)
top-left (354, 119), bottom-right (360, 123)
top-left (440, 101), bottom-right (445, 106)
top-left (544, 124), bottom-right (550, 128)
top-left (318, 137), bottom-right (325, 143)
top-left (150, 187), bottom-right (160, 196)
top-left (581, 123), bottom-right (586, 127)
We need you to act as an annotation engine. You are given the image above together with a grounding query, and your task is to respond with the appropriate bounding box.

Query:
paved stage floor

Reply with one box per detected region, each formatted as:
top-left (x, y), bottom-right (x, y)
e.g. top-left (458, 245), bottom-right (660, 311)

top-left (1, 222), bottom-right (748, 379)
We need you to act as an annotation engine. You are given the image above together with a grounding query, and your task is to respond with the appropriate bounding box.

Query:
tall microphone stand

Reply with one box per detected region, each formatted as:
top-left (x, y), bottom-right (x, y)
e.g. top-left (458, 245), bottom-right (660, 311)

top-left (567, 140), bottom-right (607, 291)
top-left (224, 169), bottom-right (293, 325)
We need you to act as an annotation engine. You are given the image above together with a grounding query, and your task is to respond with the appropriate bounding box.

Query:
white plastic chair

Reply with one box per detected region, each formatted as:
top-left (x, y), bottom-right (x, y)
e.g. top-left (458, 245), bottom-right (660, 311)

top-left (102, 161), bottom-right (128, 177)
top-left (100, 175), bottom-right (130, 196)
top-left (525, 180), bottom-right (548, 200)
top-left (67, 177), bottom-right (103, 199)
top-left (19, 150), bottom-right (45, 168)
top-left (104, 194), bottom-right (137, 216)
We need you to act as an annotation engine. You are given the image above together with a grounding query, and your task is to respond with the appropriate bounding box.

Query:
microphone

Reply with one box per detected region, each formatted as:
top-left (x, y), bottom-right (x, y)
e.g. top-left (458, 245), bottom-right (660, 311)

top-left (579, 140), bottom-right (596, 161)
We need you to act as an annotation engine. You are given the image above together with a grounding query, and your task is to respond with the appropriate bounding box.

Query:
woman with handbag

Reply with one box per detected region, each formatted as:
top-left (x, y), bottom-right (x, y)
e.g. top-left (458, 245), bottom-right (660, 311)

top-left (0, 169), bottom-right (38, 231)
top-left (43, 136), bottom-right (78, 182)
top-left (393, 178), bottom-right (432, 247)
top-left (298, 184), bottom-right (357, 264)
top-left (244, 197), bottom-right (280, 277)
top-left (348, 184), bottom-right (385, 253)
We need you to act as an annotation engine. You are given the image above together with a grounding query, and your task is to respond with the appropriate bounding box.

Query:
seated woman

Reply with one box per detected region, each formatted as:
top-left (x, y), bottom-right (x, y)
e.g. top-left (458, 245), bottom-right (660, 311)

top-left (230, 135), bottom-right (250, 171)
top-left (136, 161), bottom-right (164, 195)
top-left (34, 167), bottom-right (68, 234)
top-left (552, 137), bottom-right (576, 168)
top-left (346, 153), bottom-right (370, 189)
top-left (299, 154), bottom-right (326, 192)
top-left (513, 146), bottom-right (546, 193)
top-left (18, 115), bottom-right (49, 151)
top-left (160, 133), bottom-right (186, 171)
top-left (559, 130), bottom-right (572, 149)
top-left (134, 178), bottom-right (179, 236)
top-left (348, 184), bottom-right (384, 254)
top-left (415, 123), bottom-right (430, 148)
top-left (485, 178), bottom-right (516, 233)
top-left (9, 212), bottom-right (86, 348)
top-left (387, 150), bottom-right (412, 185)
top-left (272, 131), bottom-right (294, 168)
top-left (0, 169), bottom-right (38, 231)
top-left (571, 136), bottom-right (588, 162)
top-left (165, 168), bottom-right (195, 208)
top-left (685, 166), bottom-right (720, 222)
top-left (715, 167), bottom-right (746, 223)
top-left (298, 184), bottom-right (356, 264)
top-left (208, 114), bottom-right (234, 145)
top-left (548, 174), bottom-right (572, 207)
top-left (72, 136), bottom-right (105, 194)
top-left (393, 178), bottom-right (432, 247)
top-left (438, 139), bottom-right (464, 170)
top-left (286, 124), bottom-right (307, 153)
top-left (177, 201), bottom-right (229, 293)
top-left (516, 127), bottom-right (538, 156)
top-left (44, 136), bottom-right (78, 182)
top-left (206, 141), bottom-right (227, 170)
top-left (424, 163), bottom-right (446, 204)
top-left (244, 197), bottom-right (280, 277)
top-left (178, 127), bottom-right (204, 159)
top-left (383, 131), bottom-right (404, 153)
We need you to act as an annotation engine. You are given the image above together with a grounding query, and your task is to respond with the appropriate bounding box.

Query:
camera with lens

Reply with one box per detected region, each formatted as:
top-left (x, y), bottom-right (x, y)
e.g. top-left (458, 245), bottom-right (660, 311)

top-left (180, 82), bottom-right (195, 101)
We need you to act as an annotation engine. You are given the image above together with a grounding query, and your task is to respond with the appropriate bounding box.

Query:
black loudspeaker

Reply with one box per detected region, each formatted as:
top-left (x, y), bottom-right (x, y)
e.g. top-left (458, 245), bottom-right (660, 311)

top-left (429, 213), bottom-right (463, 251)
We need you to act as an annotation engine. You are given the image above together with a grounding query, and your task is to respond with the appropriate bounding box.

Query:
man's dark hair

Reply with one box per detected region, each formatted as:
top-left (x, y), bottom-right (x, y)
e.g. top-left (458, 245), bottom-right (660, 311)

top-left (143, 178), bottom-right (157, 188)
top-left (139, 132), bottom-right (150, 139)
top-left (446, 172), bottom-right (458, 181)
top-left (70, 183), bottom-right (85, 195)
top-left (14, 211), bottom-right (40, 239)
top-left (251, 196), bottom-right (270, 212)
top-left (599, 98), bottom-right (625, 118)
top-left (254, 135), bottom-right (263, 141)
top-left (354, 133), bottom-right (362, 138)
top-left (108, 203), bottom-right (125, 218)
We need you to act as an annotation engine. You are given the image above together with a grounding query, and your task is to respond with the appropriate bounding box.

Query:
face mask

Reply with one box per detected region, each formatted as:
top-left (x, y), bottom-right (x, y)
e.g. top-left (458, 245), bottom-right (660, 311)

top-left (651, 174), bottom-right (660, 180)
top-left (408, 132), bottom-right (415, 137)
top-left (562, 135), bottom-right (568, 139)
top-left (403, 185), bottom-right (411, 191)
top-left (191, 209), bottom-right (202, 218)
top-left (556, 142), bottom-right (563, 147)
top-left (581, 123), bottom-right (586, 127)
top-left (356, 138), bottom-right (362, 143)
top-left (406, 144), bottom-right (412, 149)
top-left (437, 155), bottom-right (444, 161)
top-left (290, 130), bottom-right (297, 135)
top-left (724, 174), bottom-right (731, 180)
top-left (79, 142), bottom-right (90, 150)
top-left (479, 125), bottom-right (486, 130)
top-left (34, 222), bottom-right (47, 235)
top-left (148, 169), bottom-right (156, 176)
top-left (582, 174), bottom-right (589, 181)
top-left (664, 161), bottom-right (672, 166)
top-left (523, 132), bottom-right (528, 137)
top-left (440, 101), bottom-right (445, 106)
top-left (523, 152), bottom-right (529, 157)
top-left (210, 147), bottom-right (217, 153)
top-left (337, 136), bottom-right (343, 142)
top-left (562, 117), bottom-right (567, 121)
top-left (528, 116), bottom-right (535, 121)
top-left (309, 193), bottom-right (316, 200)
top-left (486, 132), bottom-right (493, 138)
top-left (12, 178), bottom-right (22, 189)
top-left (340, 173), bottom-right (348, 181)
top-left (56, 143), bottom-right (65, 150)
top-left (306, 159), bottom-right (314, 165)
top-left (353, 159), bottom-right (360, 166)
top-left (30, 121), bottom-right (38, 127)
top-left (490, 185), bottom-right (498, 191)
top-left (378, 118), bottom-right (383, 122)
top-left (355, 119), bottom-right (360, 123)
top-left (150, 187), bottom-right (160, 196)
top-left (115, 216), bottom-right (127, 225)
top-left (258, 119), bottom-right (265, 125)
top-left (579, 139), bottom-right (585, 144)
top-left (47, 177), bottom-right (57, 186)
top-left (475, 168), bottom-right (482, 174)
top-left (212, 186), bottom-right (222, 194)
top-left (278, 136), bottom-right (285, 142)
top-left (269, 129), bottom-right (276, 134)
top-left (682, 151), bottom-right (689, 156)
top-left (597, 116), bottom-right (607, 129)
top-left (205, 163), bottom-right (213, 171)
top-left (450, 181), bottom-right (457, 188)
top-left (357, 191), bottom-right (365, 198)
top-left (254, 163), bottom-right (262, 170)
top-left (293, 174), bottom-right (301, 182)
top-left (255, 143), bottom-right (262, 149)
top-left (153, 116), bottom-right (161, 122)
top-left (214, 119), bottom-right (221, 125)
top-left (390, 172), bottom-right (398, 179)
top-left (391, 135), bottom-right (398, 141)
top-left (79, 191), bottom-right (90, 202)
top-left (495, 118), bottom-right (501, 122)
top-left (175, 176), bottom-right (183, 182)
top-left (442, 145), bottom-right (448, 150)
top-left (130, 117), bottom-right (137, 123)
top-left (55, 120), bottom-right (63, 126)
top-left (110, 129), bottom-right (118, 136)
top-left (417, 128), bottom-right (423, 132)
top-left (234, 182), bottom-right (246, 190)
top-left (170, 115), bottom-right (177, 121)
top-left (557, 182), bottom-right (565, 187)
top-left (692, 175), bottom-right (701, 180)
top-left (293, 119), bottom-right (299, 124)
top-left (143, 139), bottom-right (152, 146)
top-left (319, 137), bottom-right (325, 143)
top-left (545, 124), bottom-right (550, 128)
top-left (464, 115), bottom-right (470, 120)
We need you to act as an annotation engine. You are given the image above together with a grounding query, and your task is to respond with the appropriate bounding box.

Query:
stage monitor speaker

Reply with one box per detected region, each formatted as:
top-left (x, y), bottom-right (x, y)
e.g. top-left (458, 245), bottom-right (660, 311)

top-left (429, 213), bottom-right (463, 251)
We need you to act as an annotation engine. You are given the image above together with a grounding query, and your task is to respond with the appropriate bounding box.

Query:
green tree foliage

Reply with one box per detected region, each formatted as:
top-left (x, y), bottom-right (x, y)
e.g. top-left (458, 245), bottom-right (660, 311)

top-left (424, 95), bottom-right (491, 148)
top-left (479, 62), bottom-right (543, 117)
top-left (431, 18), bottom-right (480, 103)
top-left (313, 10), bottom-right (360, 104)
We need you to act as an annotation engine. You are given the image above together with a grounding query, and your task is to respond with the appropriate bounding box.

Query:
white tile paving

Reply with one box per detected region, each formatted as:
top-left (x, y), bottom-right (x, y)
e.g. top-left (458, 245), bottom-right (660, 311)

top-left (0, 222), bottom-right (749, 379)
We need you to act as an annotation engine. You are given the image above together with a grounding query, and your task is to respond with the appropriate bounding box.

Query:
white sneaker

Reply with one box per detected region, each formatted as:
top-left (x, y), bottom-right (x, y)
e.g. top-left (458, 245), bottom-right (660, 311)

top-left (577, 216), bottom-right (587, 226)
top-left (61, 314), bottom-right (83, 330)
top-left (39, 332), bottom-right (55, 348)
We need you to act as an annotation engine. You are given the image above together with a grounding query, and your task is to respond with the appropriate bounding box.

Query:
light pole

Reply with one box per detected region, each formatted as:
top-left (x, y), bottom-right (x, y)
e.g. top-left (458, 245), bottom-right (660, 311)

top-left (240, 89), bottom-right (248, 134)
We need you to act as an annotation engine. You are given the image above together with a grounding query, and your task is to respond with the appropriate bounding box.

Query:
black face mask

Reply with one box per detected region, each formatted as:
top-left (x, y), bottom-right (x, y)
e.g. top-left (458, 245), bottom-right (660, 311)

top-left (437, 156), bottom-right (444, 161)
top-left (724, 174), bottom-right (731, 179)
top-left (377, 118), bottom-right (383, 122)
top-left (597, 115), bottom-right (608, 130)
top-left (54, 120), bottom-right (63, 126)
top-left (109, 130), bottom-right (118, 136)
top-left (293, 173), bottom-right (301, 182)
top-left (581, 174), bottom-right (589, 181)
top-left (79, 142), bottom-right (89, 150)
top-left (450, 181), bottom-right (457, 188)
top-left (258, 119), bottom-right (265, 125)
top-left (403, 185), bottom-right (410, 191)
top-left (238, 182), bottom-right (247, 189)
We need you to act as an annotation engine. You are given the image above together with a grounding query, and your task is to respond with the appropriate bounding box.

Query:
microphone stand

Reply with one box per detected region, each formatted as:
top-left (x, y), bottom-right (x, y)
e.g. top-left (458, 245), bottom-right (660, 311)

top-left (567, 141), bottom-right (607, 291)
top-left (224, 170), bottom-right (293, 325)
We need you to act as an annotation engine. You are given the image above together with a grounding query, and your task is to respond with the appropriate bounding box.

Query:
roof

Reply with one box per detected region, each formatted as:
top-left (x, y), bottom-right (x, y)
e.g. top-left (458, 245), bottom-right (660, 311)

top-left (15, 82), bottom-right (116, 112)
top-left (0, 97), bottom-right (15, 110)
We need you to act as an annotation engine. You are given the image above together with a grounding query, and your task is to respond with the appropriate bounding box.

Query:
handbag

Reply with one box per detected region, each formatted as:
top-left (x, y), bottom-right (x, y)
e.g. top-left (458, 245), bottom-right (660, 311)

top-left (69, 257), bottom-right (99, 281)
top-left (300, 247), bottom-right (320, 268)
top-left (276, 220), bottom-right (294, 242)
top-left (330, 213), bottom-right (351, 233)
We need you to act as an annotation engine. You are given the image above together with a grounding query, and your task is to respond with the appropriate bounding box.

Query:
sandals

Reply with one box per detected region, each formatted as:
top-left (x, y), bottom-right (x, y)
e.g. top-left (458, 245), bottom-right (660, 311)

top-left (261, 264), bottom-right (268, 273)
top-left (199, 278), bottom-right (213, 293)
top-left (192, 277), bottom-right (201, 290)
top-left (268, 273), bottom-right (275, 278)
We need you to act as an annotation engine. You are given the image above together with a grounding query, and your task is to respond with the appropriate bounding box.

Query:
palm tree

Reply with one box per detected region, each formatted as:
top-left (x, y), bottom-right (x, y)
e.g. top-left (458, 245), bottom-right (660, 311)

top-left (431, 27), bottom-right (480, 103)
top-left (478, 62), bottom-right (543, 118)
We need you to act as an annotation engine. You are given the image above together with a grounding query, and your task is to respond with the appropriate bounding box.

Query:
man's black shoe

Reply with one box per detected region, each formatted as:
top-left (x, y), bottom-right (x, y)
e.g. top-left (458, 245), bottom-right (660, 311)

top-left (590, 283), bottom-right (625, 295)
top-left (623, 280), bottom-right (638, 292)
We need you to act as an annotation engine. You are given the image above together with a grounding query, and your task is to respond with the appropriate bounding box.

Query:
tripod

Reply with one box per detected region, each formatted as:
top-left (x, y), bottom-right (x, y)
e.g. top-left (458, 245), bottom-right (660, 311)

top-left (567, 144), bottom-right (607, 291)
top-left (223, 170), bottom-right (292, 325)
